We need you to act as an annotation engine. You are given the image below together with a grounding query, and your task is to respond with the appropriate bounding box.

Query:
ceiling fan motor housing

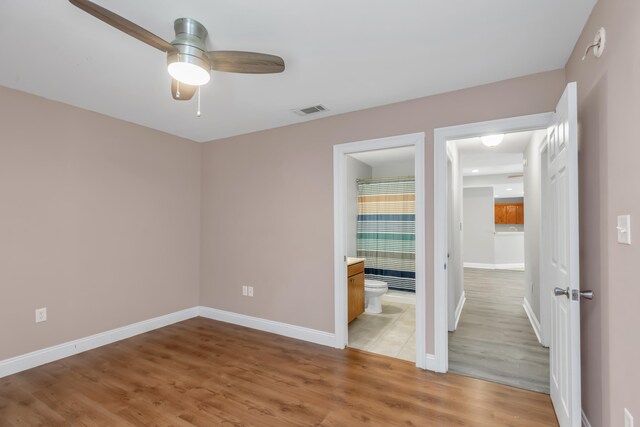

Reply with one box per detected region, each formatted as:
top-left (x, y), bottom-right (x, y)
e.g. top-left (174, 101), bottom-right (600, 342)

top-left (167, 18), bottom-right (210, 71)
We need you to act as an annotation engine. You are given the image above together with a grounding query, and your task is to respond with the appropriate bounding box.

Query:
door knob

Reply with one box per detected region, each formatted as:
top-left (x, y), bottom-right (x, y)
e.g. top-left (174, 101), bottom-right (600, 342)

top-left (554, 287), bottom-right (594, 300)
top-left (580, 290), bottom-right (594, 300)
top-left (554, 287), bottom-right (570, 298)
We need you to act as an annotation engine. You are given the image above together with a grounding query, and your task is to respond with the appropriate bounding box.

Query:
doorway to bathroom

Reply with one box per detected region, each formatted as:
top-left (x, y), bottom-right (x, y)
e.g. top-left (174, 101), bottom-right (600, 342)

top-left (333, 133), bottom-right (426, 368)
top-left (347, 154), bottom-right (416, 361)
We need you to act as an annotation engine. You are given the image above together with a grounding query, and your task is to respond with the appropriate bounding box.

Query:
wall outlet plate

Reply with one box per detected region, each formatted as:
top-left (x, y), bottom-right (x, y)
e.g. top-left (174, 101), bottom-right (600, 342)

top-left (248, 286), bottom-right (254, 297)
top-left (625, 408), bottom-right (634, 427)
top-left (35, 307), bottom-right (47, 323)
top-left (242, 285), bottom-right (248, 296)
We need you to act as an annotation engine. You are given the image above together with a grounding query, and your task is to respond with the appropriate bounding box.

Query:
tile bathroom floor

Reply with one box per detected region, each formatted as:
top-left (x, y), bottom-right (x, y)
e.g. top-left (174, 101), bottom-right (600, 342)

top-left (348, 291), bottom-right (416, 362)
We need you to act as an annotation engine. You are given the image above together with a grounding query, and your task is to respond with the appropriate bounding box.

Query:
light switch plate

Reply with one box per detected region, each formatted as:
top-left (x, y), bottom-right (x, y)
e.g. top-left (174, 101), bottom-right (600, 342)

top-left (625, 408), bottom-right (634, 427)
top-left (617, 215), bottom-right (631, 244)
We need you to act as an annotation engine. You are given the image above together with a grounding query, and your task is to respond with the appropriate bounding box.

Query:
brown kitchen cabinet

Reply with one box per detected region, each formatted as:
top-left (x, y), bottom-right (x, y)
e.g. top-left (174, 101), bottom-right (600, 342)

top-left (495, 202), bottom-right (524, 225)
top-left (347, 260), bottom-right (365, 323)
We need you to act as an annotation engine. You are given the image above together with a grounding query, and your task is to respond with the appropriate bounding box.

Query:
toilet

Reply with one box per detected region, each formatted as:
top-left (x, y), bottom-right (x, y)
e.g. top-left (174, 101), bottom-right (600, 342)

top-left (364, 279), bottom-right (389, 314)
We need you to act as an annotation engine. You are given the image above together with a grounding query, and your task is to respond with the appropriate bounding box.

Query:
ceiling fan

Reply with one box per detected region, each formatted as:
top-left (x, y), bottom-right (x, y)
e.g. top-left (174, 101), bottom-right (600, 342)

top-left (69, 0), bottom-right (285, 101)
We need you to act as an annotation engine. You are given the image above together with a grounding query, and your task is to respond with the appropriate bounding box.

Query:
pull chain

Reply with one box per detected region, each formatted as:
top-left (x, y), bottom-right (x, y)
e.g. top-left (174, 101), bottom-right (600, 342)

top-left (175, 53), bottom-right (181, 98)
top-left (196, 86), bottom-right (201, 117)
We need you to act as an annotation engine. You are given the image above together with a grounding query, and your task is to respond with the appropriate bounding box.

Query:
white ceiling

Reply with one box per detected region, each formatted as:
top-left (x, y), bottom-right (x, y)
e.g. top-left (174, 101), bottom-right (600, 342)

top-left (453, 130), bottom-right (546, 176)
top-left (464, 173), bottom-right (524, 198)
top-left (454, 131), bottom-right (536, 155)
top-left (349, 146), bottom-right (415, 168)
top-left (0, 1), bottom-right (596, 142)
top-left (494, 183), bottom-right (524, 199)
top-left (456, 130), bottom-right (546, 198)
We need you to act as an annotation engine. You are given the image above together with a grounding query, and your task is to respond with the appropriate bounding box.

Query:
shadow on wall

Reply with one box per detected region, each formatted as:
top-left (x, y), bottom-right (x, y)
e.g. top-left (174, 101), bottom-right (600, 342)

top-left (577, 74), bottom-right (608, 427)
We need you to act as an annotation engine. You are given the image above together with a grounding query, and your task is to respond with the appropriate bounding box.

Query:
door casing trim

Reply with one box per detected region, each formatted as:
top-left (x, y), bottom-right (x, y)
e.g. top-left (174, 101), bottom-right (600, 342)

top-left (333, 132), bottom-right (426, 368)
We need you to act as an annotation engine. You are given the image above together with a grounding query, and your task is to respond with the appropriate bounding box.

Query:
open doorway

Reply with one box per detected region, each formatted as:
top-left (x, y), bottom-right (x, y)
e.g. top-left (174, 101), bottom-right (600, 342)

top-left (446, 130), bottom-right (550, 393)
top-left (333, 132), bottom-right (426, 368)
top-left (346, 147), bottom-right (416, 362)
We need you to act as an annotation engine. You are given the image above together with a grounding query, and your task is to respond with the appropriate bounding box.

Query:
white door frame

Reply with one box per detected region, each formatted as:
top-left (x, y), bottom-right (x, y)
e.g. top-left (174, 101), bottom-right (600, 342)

top-left (333, 132), bottom-right (426, 368)
top-left (433, 113), bottom-right (553, 373)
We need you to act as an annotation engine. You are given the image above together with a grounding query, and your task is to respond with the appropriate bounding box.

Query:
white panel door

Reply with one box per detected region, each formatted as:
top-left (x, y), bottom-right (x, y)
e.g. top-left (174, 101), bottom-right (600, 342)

top-left (547, 82), bottom-right (581, 427)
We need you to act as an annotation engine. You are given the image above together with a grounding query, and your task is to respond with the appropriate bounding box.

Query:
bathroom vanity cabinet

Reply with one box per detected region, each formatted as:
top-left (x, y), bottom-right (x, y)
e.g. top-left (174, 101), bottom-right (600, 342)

top-left (347, 259), bottom-right (365, 323)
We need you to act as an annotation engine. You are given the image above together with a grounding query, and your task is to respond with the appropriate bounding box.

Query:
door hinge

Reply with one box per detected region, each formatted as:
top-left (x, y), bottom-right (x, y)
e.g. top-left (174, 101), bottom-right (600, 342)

top-left (444, 263), bottom-right (447, 270)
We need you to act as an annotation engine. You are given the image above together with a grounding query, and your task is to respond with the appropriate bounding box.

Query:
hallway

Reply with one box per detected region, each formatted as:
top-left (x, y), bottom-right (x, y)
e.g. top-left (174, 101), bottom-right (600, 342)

top-left (449, 268), bottom-right (550, 393)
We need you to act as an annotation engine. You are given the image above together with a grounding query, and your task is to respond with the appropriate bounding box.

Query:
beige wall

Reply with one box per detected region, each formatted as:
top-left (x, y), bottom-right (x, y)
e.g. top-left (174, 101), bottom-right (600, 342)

top-left (200, 69), bottom-right (566, 352)
top-left (0, 86), bottom-right (202, 360)
top-left (566, 0), bottom-right (640, 425)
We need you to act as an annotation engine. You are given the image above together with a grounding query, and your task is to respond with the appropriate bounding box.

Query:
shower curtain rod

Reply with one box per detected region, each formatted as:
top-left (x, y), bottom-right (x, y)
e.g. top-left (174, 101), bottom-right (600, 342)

top-left (356, 176), bottom-right (415, 183)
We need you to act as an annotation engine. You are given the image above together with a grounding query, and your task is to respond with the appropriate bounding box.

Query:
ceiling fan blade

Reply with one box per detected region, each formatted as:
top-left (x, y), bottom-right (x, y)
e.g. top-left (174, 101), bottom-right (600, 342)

top-left (206, 51), bottom-right (285, 74)
top-left (69, 0), bottom-right (176, 53)
top-left (171, 79), bottom-right (197, 101)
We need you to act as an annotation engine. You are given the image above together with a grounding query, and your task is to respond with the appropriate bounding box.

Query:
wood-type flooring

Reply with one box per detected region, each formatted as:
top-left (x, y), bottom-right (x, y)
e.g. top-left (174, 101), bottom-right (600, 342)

top-left (1, 316), bottom-right (557, 426)
top-left (449, 268), bottom-right (550, 393)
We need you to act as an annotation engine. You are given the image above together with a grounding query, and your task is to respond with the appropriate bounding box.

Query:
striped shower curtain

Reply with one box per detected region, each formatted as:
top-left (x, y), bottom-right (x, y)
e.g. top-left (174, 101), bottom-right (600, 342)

top-left (356, 177), bottom-right (416, 291)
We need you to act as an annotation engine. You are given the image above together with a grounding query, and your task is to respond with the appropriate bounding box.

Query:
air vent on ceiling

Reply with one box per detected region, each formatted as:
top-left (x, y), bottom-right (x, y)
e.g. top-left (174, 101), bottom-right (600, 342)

top-left (293, 104), bottom-right (328, 116)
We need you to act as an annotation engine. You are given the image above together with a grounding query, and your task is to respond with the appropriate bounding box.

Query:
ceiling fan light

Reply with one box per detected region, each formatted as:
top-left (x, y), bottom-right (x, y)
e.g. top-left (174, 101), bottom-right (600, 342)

top-left (168, 61), bottom-right (210, 86)
top-left (481, 134), bottom-right (505, 147)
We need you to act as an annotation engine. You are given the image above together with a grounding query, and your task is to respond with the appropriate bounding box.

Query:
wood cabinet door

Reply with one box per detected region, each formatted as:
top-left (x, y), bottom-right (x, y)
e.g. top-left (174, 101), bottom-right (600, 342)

top-left (495, 204), bottom-right (506, 224)
top-left (495, 202), bottom-right (525, 224)
top-left (516, 204), bottom-right (524, 224)
top-left (348, 272), bottom-right (365, 323)
top-left (505, 205), bottom-right (517, 224)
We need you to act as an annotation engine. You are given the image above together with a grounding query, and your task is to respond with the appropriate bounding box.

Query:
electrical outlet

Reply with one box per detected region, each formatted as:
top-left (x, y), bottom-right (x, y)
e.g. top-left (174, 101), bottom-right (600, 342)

top-left (248, 286), bottom-right (254, 297)
top-left (625, 408), bottom-right (634, 427)
top-left (35, 307), bottom-right (47, 323)
top-left (242, 286), bottom-right (248, 296)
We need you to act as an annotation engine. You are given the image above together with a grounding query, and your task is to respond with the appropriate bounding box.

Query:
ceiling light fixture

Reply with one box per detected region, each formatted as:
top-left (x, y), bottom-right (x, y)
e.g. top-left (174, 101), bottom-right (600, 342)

top-left (167, 59), bottom-right (210, 86)
top-left (472, 169), bottom-right (479, 173)
top-left (167, 19), bottom-right (211, 86)
top-left (481, 134), bottom-right (505, 148)
top-left (506, 188), bottom-right (513, 191)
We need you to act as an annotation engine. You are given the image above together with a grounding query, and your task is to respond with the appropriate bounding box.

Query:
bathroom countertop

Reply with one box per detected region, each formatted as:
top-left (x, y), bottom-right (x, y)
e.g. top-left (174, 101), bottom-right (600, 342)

top-left (347, 257), bottom-right (366, 266)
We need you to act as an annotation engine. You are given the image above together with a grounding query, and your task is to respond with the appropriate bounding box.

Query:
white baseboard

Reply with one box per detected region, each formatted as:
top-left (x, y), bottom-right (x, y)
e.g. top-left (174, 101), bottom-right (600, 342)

top-left (582, 409), bottom-right (592, 427)
top-left (198, 306), bottom-right (337, 348)
top-left (382, 293), bottom-right (416, 305)
top-left (522, 297), bottom-right (543, 345)
top-left (464, 262), bottom-right (524, 270)
top-left (495, 263), bottom-right (525, 270)
top-left (425, 353), bottom-right (437, 371)
top-left (464, 262), bottom-right (494, 269)
top-left (0, 307), bottom-right (199, 379)
top-left (454, 291), bottom-right (466, 330)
